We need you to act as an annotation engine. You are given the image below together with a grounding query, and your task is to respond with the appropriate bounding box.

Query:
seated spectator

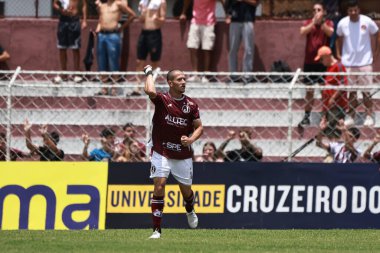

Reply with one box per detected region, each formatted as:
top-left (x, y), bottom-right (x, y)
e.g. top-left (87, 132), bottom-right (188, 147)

top-left (122, 123), bottom-right (146, 157)
top-left (116, 139), bottom-right (147, 162)
top-left (218, 129), bottom-right (263, 162)
top-left (316, 119), bottom-right (360, 163)
top-left (195, 141), bottom-right (223, 162)
top-left (363, 133), bottom-right (380, 163)
top-left (24, 119), bottom-right (65, 161)
top-left (0, 132), bottom-right (28, 161)
top-left (82, 128), bottom-right (117, 161)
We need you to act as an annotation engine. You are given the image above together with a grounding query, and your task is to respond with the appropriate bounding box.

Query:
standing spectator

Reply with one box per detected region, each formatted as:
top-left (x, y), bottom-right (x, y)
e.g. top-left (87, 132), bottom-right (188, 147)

top-left (336, 0), bottom-right (380, 126)
top-left (52, 0), bottom-right (88, 83)
top-left (180, 0), bottom-right (225, 83)
top-left (24, 119), bottom-right (65, 161)
top-left (0, 132), bottom-right (28, 161)
top-left (314, 45), bottom-right (348, 136)
top-left (218, 129), bottom-right (263, 162)
top-left (82, 128), bottom-right (117, 161)
top-left (363, 133), bottom-right (380, 162)
top-left (299, 1), bottom-right (334, 127)
top-left (121, 122), bottom-right (146, 158)
top-left (225, 0), bottom-right (258, 83)
top-left (143, 65), bottom-right (203, 239)
top-left (195, 141), bottom-right (224, 162)
top-left (95, 0), bottom-right (136, 94)
top-left (131, 0), bottom-right (167, 96)
top-left (316, 119), bottom-right (360, 163)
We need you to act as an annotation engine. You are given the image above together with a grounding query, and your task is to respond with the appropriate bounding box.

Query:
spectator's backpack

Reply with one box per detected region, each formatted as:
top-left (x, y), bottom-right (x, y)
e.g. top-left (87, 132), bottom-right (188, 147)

top-left (270, 60), bottom-right (292, 83)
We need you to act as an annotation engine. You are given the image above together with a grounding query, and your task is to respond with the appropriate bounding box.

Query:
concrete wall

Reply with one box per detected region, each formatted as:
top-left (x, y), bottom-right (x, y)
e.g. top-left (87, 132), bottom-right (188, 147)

top-left (0, 18), bottom-right (379, 72)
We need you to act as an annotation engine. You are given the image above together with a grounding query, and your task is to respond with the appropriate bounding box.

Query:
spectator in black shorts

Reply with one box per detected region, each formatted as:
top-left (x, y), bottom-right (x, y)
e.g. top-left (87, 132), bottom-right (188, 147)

top-left (299, 1), bottom-right (334, 127)
top-left (24, 119), bottom-right (65, 161)
top-left (131, 0), bottom-right (166, 96)
top-left (53, 0), bottom-right (87, 84)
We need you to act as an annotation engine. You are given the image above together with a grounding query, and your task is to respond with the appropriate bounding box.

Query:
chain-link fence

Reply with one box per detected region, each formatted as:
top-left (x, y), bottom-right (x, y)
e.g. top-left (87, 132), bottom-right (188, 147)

top-left (1, 68), bottom-right (380, 163)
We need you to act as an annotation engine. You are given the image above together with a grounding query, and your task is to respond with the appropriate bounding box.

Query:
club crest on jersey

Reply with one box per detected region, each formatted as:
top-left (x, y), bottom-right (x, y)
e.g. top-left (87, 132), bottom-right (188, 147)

top-left (182, 104), bottom-right (190, 113)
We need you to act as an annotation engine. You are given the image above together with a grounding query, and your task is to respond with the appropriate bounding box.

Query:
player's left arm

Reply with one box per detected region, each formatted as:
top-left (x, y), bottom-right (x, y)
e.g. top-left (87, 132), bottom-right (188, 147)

top-left (181, 119), bottom-right (203, 147)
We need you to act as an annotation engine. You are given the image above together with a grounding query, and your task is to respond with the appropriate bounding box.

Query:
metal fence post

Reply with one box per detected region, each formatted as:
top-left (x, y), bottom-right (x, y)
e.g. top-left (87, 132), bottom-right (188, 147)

top-left (6, 66), bottom-right (21, 161)
top-left (287, 68), bottom-right (301, 162)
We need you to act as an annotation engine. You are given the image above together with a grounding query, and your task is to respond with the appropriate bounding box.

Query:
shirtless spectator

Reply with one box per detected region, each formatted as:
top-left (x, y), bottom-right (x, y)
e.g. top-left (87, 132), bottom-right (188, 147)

top-left (95, 0), bottom-right (136, 95)
top-left (131, 0), bottom-right (166, 95)
top-left (53, 0), bottom-right (87, 83)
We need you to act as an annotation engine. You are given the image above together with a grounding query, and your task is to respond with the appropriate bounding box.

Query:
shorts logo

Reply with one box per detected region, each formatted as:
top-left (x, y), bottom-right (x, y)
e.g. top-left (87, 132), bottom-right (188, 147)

top-left (182, 104), bottom-right (190, 114)
top-left (150, 165), bottom-right (156, 175)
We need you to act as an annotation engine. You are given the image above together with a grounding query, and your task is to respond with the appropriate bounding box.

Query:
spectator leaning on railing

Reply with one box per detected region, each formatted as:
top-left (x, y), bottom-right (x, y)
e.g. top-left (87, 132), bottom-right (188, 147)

top-left (316, 119), bottom-right (360, 163)
top-left (217, 128), bottom-right (263, 162)
top-left (24, 119), bottom-right (65, 161)
top-left (82, 128), bottom-right (117, 161)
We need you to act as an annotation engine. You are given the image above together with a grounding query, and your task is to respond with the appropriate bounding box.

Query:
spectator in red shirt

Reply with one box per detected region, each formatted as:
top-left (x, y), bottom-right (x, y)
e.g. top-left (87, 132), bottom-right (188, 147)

top-left (299, 1), bottom-right (334, 127)
top-left (315, 45), bottom-right (348, 137)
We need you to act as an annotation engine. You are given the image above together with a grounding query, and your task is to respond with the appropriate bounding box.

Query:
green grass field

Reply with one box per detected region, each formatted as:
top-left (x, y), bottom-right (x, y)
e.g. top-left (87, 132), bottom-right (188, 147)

top-left (2, 229), bottom-right (380, 253)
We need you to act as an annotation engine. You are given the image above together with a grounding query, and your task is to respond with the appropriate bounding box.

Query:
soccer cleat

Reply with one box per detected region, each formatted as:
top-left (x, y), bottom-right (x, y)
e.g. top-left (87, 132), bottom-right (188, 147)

top-left (186, 210), bottom-right (198, 229)
top-left (344, 116), bottom-right (355, 126)
top-left (149, 229), bottom-right (161, 239)
top-left (364, 115), bottom-right (375, 127)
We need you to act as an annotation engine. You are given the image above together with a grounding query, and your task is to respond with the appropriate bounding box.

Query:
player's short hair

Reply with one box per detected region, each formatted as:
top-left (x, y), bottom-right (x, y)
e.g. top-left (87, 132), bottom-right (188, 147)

top-left (347, 0), bottom-right (359, 8)
top-left (100, 128), bottom-right (115, 138)
top-left (167, 69), bottom-right (182, 82)
top-left (348, 127), bottom-right (360, 140)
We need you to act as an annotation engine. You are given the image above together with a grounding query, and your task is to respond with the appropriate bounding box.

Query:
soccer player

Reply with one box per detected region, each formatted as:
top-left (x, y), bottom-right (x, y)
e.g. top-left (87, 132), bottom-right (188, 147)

top-left (143, 65), bottom-right (203, 239)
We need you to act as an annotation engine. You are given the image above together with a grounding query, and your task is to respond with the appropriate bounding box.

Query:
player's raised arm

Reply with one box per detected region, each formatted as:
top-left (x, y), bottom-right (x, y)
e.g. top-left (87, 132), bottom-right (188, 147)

top-left (143, 65), bottom-right (157, 98)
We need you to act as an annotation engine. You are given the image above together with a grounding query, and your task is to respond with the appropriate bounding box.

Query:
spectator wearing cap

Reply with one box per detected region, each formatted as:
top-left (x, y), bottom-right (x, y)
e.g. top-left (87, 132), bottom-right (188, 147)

top-left (82, 127), bottom-right (117, 161)
top-left (314, 45), bottom-right (348, 136)
top-left (24, 119), bottom-right (65, 161)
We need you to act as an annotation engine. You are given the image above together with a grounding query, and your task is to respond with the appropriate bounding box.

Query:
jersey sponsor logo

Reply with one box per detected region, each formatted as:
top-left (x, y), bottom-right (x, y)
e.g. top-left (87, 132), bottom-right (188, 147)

top-left (163, 142), bottom-right (181, 152)
top-left (182, 104), bottom-right (190, 113)
top-left (165, 114), bottom-right (188, 126)
top-left (150, 165), bottom-right (156, 175)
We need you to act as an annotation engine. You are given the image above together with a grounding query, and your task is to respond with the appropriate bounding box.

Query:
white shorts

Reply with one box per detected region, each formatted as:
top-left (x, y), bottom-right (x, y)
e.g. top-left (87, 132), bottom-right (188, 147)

top-left (346, 65), bottom-right (373, 88)
top-left (186, 23), bottom-right (215, 50)
top-left (150, 151), bottom-right (193, 185)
